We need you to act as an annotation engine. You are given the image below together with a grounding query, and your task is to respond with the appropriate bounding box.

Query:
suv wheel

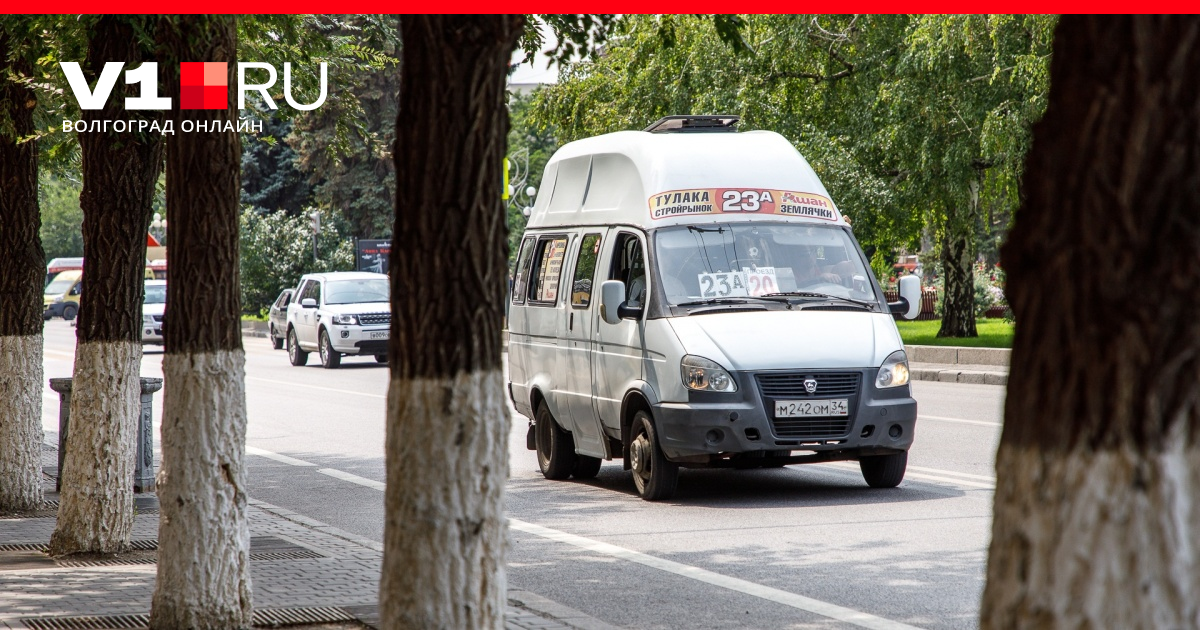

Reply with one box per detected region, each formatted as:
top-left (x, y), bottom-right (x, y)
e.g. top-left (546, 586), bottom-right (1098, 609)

top-left (319, 328), bottom-right (341, 369)
top-left (287, 328), bottom-right (308, 366)
top-left (270, 324), bottom-right (284, 350)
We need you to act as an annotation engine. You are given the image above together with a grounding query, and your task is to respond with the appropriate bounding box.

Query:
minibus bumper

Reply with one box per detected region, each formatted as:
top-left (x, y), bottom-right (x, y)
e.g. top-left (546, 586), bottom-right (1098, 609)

top-left (652, 368), bottom-right (916, 462)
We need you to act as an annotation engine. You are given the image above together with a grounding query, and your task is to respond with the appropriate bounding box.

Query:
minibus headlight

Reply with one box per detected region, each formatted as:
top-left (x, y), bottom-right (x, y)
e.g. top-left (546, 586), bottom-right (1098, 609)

top-left (143, 314), bottom-right (155, 324)
top-left (681, 355), bottom-right (738, 393)
top-left (877, 350), bottom-right (910, 388)
top-left (332, 314), bottom-right (358, 325)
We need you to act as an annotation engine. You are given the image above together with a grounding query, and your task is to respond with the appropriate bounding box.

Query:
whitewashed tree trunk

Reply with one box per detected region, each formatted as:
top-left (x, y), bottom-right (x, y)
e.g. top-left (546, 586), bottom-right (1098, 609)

top-left (149, 16), bottom-right (248, 627)
top-left (984, 443), bottom-right (1200, 627)
top-left (0, 336), bottom-right (44, 510)
top-left (0, 29), bottom-right (46, 513)
top-left (983, 16), bottom-right (1200, 628)
top-left (384, 15), bottom-right (523, 629)
top-left (50, 341), bottom-right (140, 554)
top-left (381, 372), bottom-right (509, 628)
top-left (151, 351), bottom-right (251, 628)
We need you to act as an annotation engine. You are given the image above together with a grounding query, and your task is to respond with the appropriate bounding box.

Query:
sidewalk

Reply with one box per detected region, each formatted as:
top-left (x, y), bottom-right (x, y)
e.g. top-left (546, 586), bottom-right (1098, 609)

top-left (0, 444), bottom-right (619, 630)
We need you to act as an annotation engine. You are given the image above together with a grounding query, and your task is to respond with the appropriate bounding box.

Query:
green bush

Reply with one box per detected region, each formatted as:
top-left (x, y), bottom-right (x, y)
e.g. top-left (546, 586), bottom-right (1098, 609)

top-left (239, 207), bottom-right (354, 316)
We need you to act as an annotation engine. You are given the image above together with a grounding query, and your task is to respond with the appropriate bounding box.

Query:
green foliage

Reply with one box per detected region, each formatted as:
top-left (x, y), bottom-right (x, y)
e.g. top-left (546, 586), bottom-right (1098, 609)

top-left (38, 174), bottom-right (83, 263)
top-left (239, 207), bottom-right (354, 316)
top-left (532, 14), bottom-right (1055, 336)
top-left (505, 90), bottom-right (558, 262)
top-left (241, 114), bottom-right (314, 214)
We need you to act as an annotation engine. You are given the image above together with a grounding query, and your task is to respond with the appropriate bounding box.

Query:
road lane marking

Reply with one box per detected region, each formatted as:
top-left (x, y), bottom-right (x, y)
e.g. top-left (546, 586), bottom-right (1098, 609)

top-left (509, 519), bottom-right (924, 630)
top-left (919, 414), bottom-right (1000, 427)
top-left (317, 468), bottom-right (386, 491)
top-left (245, 376), bottom-right (386, 399)
top-left (246, 446), bottom-right (316, 467)
top-left (816, 462), bottom-right (995, 490)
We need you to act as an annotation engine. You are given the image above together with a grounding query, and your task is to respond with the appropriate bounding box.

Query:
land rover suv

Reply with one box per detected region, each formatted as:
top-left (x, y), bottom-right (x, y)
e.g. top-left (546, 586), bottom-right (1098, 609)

top-left (285, 271), bottom-right (390, 369)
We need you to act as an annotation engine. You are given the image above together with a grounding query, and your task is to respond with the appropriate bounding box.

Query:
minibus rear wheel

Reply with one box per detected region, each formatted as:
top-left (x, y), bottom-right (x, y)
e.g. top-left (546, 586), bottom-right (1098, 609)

top-left (630, 411), bottom-right (679, 501)
top-left (572, 455), bottom-right (602, 480)
top-left (535, 403), bottom-right (576, 480)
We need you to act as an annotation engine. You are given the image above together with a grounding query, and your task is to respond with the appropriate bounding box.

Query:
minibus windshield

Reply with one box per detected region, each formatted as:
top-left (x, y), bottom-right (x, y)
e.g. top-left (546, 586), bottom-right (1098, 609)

top-left (654, 223), bottom-right (878, 306)
top-left (45, 279), bottom-right (75, 295)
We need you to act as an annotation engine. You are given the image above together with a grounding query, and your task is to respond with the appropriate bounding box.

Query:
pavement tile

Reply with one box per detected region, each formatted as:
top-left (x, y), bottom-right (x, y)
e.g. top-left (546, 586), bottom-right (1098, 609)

top-left (0, 473), bottom-right (617, 630)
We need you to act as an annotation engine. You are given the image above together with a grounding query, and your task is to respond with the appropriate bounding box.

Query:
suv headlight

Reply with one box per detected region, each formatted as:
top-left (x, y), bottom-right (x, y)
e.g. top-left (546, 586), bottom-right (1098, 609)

top-left (877, 350), bottom-right (910, 388)
top-left (331, 314), bottom-right (358, 325)
top-left (143, 314), bottom-right (155, 324)
top-left (681, 355), bottom-right (737, 392)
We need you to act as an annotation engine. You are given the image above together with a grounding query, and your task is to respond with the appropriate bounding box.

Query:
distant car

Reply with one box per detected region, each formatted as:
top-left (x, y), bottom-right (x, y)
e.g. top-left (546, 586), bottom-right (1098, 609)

top-left (286, 271), bottom-right (390, 369)
top-left (44, 269), bottom-right (83, 321)
top-left (268, 288), bottom-right (294, 350)
top-left (141, 280), bottom-right (167, 345)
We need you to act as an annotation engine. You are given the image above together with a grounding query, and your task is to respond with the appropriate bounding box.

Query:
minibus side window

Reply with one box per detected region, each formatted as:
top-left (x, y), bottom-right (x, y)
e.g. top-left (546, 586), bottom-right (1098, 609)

top-left (529, 236), bottom-right (569, 305)
top-left (609, 233), bottom-right (646, 306)
top-left (511, 237), bottom-right (535, 305)
top-left (570, 234), bottom-right (602, 308)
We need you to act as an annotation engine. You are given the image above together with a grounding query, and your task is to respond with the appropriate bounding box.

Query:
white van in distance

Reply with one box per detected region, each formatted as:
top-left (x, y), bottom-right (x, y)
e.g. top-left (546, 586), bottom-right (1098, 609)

top-left (507, 115), bottom-right (921, 501)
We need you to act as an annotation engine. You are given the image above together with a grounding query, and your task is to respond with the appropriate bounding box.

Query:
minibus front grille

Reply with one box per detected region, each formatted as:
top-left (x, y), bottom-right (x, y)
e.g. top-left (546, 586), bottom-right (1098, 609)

top-left (755, 372), bottom-right (861, 398)
top-left (770, 417), bottom-right (852, 439)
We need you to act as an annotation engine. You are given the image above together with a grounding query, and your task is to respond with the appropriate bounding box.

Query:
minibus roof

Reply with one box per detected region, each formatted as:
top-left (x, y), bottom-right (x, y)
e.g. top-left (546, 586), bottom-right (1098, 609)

top-left (525, 129), bottom-right (846, 231)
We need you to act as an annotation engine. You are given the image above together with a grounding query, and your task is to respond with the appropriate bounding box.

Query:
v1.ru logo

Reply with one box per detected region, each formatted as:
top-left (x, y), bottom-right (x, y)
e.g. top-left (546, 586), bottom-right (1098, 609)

top-left (60, 61), bottom-right (327, 111)
top-left (180, 62), bottom-right (227, 110)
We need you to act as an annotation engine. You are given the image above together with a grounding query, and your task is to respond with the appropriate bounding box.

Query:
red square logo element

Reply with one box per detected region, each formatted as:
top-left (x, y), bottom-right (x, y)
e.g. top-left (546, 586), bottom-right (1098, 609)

top-left (180, 62), bottom-right (228, 110)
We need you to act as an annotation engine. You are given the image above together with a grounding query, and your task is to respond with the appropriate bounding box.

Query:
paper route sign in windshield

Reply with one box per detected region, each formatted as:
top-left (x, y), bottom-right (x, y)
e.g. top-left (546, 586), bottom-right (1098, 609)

top-left (649, 188), bottom-right (840, 222)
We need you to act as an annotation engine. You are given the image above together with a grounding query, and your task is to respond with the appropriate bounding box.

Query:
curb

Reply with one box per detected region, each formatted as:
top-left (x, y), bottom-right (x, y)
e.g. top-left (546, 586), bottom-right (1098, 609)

top-left (910, 366), bottom-right (1007, 386)
top-left (905, 344), bottom-right (1009, 367)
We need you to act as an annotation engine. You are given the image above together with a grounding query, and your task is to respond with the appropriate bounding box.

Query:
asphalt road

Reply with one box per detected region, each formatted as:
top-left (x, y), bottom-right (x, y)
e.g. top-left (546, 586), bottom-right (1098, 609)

top-left (40, 318), bottom-right (1004, 629)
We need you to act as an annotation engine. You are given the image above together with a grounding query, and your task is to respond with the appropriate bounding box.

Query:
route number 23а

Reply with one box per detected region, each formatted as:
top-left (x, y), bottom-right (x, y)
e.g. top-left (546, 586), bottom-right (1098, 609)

top-left (722, 190), bottom-right (775, 212)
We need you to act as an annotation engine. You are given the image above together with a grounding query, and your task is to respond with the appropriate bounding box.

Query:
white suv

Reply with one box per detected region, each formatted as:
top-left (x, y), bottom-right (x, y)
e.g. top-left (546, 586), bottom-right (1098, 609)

top-left (286, 271), bottom-right (390, 369)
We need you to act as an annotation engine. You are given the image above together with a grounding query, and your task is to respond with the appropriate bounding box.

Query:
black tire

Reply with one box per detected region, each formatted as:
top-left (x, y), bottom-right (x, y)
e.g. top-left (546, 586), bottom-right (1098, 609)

top-left (375, 354), bottom-right (388, 364)
top-left (62, 304), bottom-right (78, 321)
top-left (287, 328), bottom-right (308, 366)
top-left (629, 411), bottom-right (679, 501)
top-left (761, 449), bottom-right (790, 468)
top-left (860, 451), bottom-right (908, 488)
top-left (319, 328), bottom-right (341, 369)
top-left (572, 455), bottom-right (603, 480)
top-left (270, 325), bottom-right (284, 350)
top-left (535, 403), bottom-right (576, 480)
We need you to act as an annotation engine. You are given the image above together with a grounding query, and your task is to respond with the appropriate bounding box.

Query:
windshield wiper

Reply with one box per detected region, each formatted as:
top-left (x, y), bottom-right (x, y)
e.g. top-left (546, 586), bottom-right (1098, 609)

top-left (760, 292), bottom-right (877, 310)
top-left (675, 295), bottom-right (792, 307)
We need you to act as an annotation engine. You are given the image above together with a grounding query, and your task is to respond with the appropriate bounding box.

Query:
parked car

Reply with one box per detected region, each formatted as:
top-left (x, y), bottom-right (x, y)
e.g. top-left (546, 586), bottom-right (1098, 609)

top-left (285, 272), bottom-right (390, 369)
top-left (268, 288), bottom-right (294, 350)
top-left (141, 279), bottom-right (167, 345)
top-left (43, 270), bottom-right (82, 321)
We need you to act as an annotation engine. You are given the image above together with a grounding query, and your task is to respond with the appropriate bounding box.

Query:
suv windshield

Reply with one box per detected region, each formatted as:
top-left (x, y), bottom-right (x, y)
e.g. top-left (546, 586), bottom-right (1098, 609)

top-left (144, 285), bottom-right (166, 304)
top-left (654, 222), bottom-right (878, 305)
top-left (325, 279), bottom-right (389, 305)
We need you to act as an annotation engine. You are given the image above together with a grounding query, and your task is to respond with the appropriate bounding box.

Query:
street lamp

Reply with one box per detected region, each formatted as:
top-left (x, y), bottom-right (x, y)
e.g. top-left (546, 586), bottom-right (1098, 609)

top-left (150, 212), bottom-right (167, 243)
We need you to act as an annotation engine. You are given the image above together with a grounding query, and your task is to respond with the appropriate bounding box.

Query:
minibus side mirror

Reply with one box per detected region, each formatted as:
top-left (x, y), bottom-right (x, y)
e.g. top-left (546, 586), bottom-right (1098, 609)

top-left (600, 281), bottom-right (625, 325)
top-left (888, 275), bottom-right (921, 320)
top-left (301, 298), bottom-right (317, 308)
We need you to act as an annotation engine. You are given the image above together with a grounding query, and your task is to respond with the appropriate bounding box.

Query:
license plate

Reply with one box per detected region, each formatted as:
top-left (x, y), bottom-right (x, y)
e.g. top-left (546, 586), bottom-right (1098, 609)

top-left (369, 331), bottom-right (389, 340)
top-left (775, 399), bottom-right (849, 418)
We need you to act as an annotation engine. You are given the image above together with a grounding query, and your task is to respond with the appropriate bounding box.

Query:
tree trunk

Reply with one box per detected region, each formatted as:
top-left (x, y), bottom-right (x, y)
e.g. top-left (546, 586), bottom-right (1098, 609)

top-left (0, 30), bottom-right (46, 512)
top-left (983, 16), bottom-right (1200, 628)
top-left (149, 16), bottom-right (250, 629)
top-left (381, 15), bottom-right (523, 629)
top-left (937, 202), bottom-right (978, 338)
top-left (50, 16), bottom-right (165, 556)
